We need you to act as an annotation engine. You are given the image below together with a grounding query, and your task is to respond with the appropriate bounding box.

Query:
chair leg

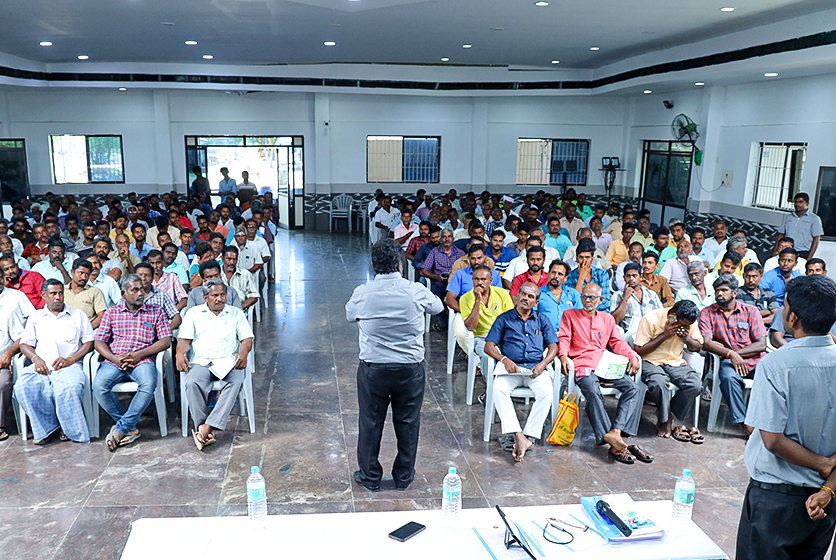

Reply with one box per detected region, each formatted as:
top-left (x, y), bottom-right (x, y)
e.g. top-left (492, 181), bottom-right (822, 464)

top-left (446, 313), bottom-right (455, 375)
top-left (19, 402), bottom-right (27, 441)
top-left (154, 385), bottom-right (168, 438)
top-left (466, 347), bottom-right (477, 406)
top-left (483, 360), bottom-right (496, 442)
top-left (244, 367), bottom-right (256, 434)
top-left (180, 372), bottom-right (189, 437)
top-left (707, 359), bottom-right (721, 432)
top-left (165, 347), bottom-right (176, 404)
top-left (694, 395), bottom-right (701, 428)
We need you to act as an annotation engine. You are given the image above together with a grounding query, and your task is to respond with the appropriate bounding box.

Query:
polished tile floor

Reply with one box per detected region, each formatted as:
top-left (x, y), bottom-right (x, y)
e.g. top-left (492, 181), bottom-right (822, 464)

top-left (0, 231), bottom-right (749, 559)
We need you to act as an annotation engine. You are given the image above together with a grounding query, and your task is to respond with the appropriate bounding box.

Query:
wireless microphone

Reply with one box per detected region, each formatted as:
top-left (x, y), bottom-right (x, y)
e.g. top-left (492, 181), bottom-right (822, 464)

top-left (596, 499), bottom-right (632, 537)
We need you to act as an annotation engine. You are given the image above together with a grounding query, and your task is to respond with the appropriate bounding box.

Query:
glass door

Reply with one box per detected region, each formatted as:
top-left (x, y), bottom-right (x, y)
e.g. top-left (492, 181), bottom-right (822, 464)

top-left (0, 140), bottom-right (30, 213)
top-left (639, 141), bottom-right (693, 224)
top-left (277, 147), bottom-right (290, 229)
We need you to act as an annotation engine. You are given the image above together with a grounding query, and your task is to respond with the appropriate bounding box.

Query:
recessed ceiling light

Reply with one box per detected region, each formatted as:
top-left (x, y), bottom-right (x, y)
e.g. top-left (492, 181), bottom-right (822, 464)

top-left (643, 90), bottom-right (652, 94)
top-left (490, 27), bottom-right (504, 31)
top-left (162, 22), bottom-right (175, 26)
top-left (551, 60), bottom-right (560, 64)
top-left (764, 72), bottom-right (778, 77)
top-left (77, 55), bottom-right (89, 60)
top-left (118, 88), bottom-right (127, 91)
top-left (720, 7), bottom-right (735, 12)
top-left (324, 41), bottom-right (336, 46)
top-left (462, 44), bottom-right (472, 49)
top-left (590, 46), bottom-right (600, 51)
top-left (441, 57), bottom-right (450, 61)
top-left (534, 1), bottom-right (549, 6)
top-left (695, 82), bottom-right (705, 86)
top-left (202, 54), bottom-right (214, 59)
top-left (185, 40), bottom-right (198, 46)
top-left (39, 41), bottom-right (52, 47)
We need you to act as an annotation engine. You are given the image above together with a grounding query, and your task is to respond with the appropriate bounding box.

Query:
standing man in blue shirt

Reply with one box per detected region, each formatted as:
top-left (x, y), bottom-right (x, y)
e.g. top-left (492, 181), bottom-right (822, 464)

top-left (774, 192), bottom-right (824, 259)
top-left (737, 275), bottom-right (836, 559)
top-left (218, 167), bottom-right (237, 198)
top-left (760, 247), bottom-right (802, 304)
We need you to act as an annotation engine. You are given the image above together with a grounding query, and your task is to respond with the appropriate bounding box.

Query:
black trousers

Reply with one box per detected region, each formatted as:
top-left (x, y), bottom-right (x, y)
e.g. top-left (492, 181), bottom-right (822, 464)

top-left (356, 361), bottom-right (425, 488)
top-left (737, 480), bottom-right (836, 560)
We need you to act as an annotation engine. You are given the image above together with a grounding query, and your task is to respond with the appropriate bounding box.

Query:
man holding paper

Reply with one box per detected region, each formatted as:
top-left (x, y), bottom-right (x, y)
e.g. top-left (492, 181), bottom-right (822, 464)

top-left (177, 278), bottom-right (254, 451)
top-left (92, 273), bottom-right (173, 451)
top-left (558, 283), bottom-right (650, 465)
top-left (483, 282), bottom-right (558, 462)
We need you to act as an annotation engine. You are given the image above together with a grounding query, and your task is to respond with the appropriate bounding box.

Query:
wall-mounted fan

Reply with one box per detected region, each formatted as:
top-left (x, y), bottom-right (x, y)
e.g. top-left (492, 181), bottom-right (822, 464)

top-left (671, 113), bottom-right (703, 165)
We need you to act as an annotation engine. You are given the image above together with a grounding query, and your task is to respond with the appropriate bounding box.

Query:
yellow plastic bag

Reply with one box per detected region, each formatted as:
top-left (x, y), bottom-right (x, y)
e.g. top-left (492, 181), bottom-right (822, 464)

top-left (547, 393), bottom-right (579, 446)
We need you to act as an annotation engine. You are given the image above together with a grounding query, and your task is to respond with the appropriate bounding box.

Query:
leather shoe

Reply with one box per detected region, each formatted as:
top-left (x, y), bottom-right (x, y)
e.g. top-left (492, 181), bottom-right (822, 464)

top-left (353, 470), bottom-right (381, 492)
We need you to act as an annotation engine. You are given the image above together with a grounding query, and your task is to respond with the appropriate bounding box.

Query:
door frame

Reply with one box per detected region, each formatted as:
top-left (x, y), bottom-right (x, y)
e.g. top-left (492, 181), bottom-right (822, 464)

top-left (638, 140), bottom-right (693, 224)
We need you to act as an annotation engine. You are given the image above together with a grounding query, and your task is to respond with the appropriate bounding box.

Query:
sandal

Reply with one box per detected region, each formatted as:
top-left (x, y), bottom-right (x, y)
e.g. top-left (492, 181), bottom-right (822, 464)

top-left (477, 392), bottom-right (487, 406)
top-left (499, 435), bottom-right (515, 452)
top-left (701, 388), bottom-right (712, 402)
top-left (192, 430), bottom-right (205, 451)
top-left (609, 447), bottom-right (635, 464)
top-left (689, 428), bottom-right (705, 445)
top-left (203, 433), bottom-right (217, 447)
top-left (58, 430), bottom-right (69, 442)
top-left (672, 426), bottom-right (691, 443)
top-left (105, 427), bottom-right (121, 452)
top-left (0, 429), bottom-right (8, 441)
top-left (118, 432), bottom-right (141, 447)
top-left (627, 445), bottom-right (654, 463)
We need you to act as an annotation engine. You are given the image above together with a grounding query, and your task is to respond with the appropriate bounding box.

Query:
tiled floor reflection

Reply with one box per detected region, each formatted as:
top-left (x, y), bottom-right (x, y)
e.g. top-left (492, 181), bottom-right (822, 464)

top-left (2, 230), bottom-right (746, 559)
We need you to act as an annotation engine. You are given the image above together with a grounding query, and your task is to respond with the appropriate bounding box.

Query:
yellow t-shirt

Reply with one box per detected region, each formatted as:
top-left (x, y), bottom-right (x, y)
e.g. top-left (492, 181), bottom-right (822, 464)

top-left (459, 286), bottom-right (514, 337)
top-left (634, 307), bottom-right (704, 366)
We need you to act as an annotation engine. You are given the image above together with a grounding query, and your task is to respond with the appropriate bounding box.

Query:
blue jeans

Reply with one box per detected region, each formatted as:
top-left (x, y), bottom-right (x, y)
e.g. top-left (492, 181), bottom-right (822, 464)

top-left (92, 361), bottom-right (158, 435)
top-left (717, 360), bottom-right (753, 424)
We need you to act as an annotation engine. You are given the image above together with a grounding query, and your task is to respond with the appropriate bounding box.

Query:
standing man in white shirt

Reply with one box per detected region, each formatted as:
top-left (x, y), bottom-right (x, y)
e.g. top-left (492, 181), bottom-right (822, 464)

top-left (372, 195), bottom-right (393, 245)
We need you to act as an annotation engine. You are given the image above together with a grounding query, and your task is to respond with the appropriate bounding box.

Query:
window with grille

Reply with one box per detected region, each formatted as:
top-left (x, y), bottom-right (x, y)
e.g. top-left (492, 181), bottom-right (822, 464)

top-left (366, 136), bottom-right (440, 183)
top-left (752, 142), bottom-right (807, 211)
top-left (50, 135), bottom-right (124, 184)
top-left (516, 138), bottom-right (589, 186)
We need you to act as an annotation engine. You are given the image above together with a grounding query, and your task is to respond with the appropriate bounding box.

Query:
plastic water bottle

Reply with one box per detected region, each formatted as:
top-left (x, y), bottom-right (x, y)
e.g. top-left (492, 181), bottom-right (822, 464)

top-left (442, 466), bottom-right (462, 518)
top-left (247, 466), bottom-right (267, 528)
top-left (672, 468), bottom-right (695, 523)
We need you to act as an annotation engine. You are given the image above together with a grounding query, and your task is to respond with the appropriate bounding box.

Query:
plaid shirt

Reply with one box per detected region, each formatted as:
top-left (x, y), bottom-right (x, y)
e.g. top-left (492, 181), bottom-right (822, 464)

top-left (405, 235), bottom-right (427, 257)
top-left (145, 287), bottom-right (179, 319)
top-left (610, 286), bottom-right (663, 333)
top-left (95, 301), bottom-right (172, 367)
top-left (152, 271), bottom-right (187, 304)
top-left (422, 245), bottom-right (464, 284)
top-left (699, 301), bottom-right (766, 371)
top-left (7, 270), bottom-right (45, 309)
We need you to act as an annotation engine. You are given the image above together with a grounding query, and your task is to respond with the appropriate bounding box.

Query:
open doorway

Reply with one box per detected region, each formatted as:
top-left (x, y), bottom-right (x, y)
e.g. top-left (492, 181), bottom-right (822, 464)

top-left (185, 136), bottom-right (304, 229)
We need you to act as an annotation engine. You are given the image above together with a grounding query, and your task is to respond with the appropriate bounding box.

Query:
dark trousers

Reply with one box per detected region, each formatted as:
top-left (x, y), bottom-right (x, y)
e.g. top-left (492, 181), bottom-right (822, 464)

top-left (737, 480), bottom-right (836, 560)
top-left (641, 362), bottom-right (702, 424)
top-left (429, 282), bottom-right (448, 328)
top-left (356, 361), bottom-right (425, 488)
top-left (0, 368), bottom-right (11, 430)
top-left (798, 250), bottom-right (811, 260)
top-left (576, 374), bottom-right (639, 445)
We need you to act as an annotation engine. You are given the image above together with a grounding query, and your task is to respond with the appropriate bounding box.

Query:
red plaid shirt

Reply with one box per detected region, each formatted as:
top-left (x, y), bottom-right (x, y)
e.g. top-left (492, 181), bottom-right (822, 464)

top-left (152, 271), bottom-right (187, 304)
top-left (21, 241), bottom-right (49, 260)
top-left (95, 301), bottom-right (172, 366)
top-left (405, 235), bottom-right (427, 257)
top-left (7, 270), bottom-right (45, 309)
top-left (698, 301), bottom-right (766, 371)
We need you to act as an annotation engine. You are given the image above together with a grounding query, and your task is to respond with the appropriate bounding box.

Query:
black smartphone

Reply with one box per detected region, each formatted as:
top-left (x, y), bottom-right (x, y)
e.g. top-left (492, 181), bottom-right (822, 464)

top-left (388, 521), bottom-right (426, 542)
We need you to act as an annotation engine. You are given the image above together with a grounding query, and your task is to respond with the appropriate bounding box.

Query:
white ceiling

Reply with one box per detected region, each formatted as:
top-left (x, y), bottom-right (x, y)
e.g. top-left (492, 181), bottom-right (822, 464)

top-left (1, 0), bottom-right (834, 69)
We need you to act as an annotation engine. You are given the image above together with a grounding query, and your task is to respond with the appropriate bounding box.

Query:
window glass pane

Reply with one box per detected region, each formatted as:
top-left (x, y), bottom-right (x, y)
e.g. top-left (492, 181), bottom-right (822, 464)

top-left (367, 136), bottom-right (403, 182)
top-left (87, 136), bottom-right (124, 182)
top-left (402, 137), bottom-right (439, 182)
top-left (753, 143), bottom-right (804, 211)
top-left (643, 153), bottom-right (668, 204)
top-left (197, 136), bottom-right (244, 146)
top-left (0, 140), bottom-right (23, 149)
top-left (648, 141), bottom-right (670, 152)
top-left (247, 137), bottom-right (292, 146)
top-left (51, 135), bottom-right (89, 184)
top-left (666, 155), bottom-right (692, 204)
top-left (671, 142), bottom-right (694, 153)
top-left (516, 139), bottom-right (550, 185)
top-left (550, 140), bottom-right (589, 186)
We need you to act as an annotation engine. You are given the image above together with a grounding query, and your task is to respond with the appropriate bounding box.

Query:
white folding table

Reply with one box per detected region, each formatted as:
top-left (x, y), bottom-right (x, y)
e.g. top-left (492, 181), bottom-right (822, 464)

top-left (120, 501), bottom-right (728, 560)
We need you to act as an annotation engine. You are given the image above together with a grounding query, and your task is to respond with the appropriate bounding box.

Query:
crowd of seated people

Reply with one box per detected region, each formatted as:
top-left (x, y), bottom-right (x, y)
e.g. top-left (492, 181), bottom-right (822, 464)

top-left (0, 190), bottom-right (274, 449)
top-left (369, 187), bottom-right (830, 464)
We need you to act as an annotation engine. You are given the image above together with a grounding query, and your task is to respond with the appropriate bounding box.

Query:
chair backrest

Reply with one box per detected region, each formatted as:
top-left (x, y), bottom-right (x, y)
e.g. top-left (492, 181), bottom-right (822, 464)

top-left (331, 194), bottom-right (353, 211)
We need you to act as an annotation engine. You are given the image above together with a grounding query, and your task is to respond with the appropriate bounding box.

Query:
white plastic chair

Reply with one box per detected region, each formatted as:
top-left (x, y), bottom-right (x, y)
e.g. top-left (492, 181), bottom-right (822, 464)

top-left (11, 352), bottom-right (97, 440)
top-left (706, 353), bottom-right (754, 432)
top-left (419, 277), bottom-right (431, 333)
top-left (465, 331), bottom-right (480, 405)
top-left (329, 195), bottom-right (353, 233)
top-left (482, 354), bottom-right (561, 442)
top-left (446, 312), bottom-right (456, 375)
top-left (179, 353), bottom-right (256, 437)
top-left (89, 350), bottom-right (169, 438)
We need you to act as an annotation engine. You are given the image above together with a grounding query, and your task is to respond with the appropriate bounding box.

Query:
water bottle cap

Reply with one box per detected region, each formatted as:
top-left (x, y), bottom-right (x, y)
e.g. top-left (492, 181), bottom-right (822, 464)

top-left (683, 469), bottom-right (691, 476)
top-left (448, 467), bottom-right (457, 474)
top-left (251, 466), bottom-right (259, 474)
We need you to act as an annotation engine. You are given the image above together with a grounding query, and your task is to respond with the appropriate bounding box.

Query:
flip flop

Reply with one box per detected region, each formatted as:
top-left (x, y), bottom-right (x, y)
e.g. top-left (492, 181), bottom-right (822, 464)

top-left (192, 430), bottom-right (205, 451)
top-left (0, 429), bottom-right (8, 441)
top-left (672, 426), bottom-right (691, 443)
top-left (105, 427), bottom-right (121, 452)
top-left (203, 433), bottom-right (217, 447)
top-left (609, 447), bottom-right (635, 464)
top-left (627, 445), bottom-right (654, 464)
top-left (689, 428), bottom-right (705, 445)
top-left (118, 432), bottom-right (141, 447)
top-left (701, 388), bottom-right (712, 402)
top-left (58, 430), bottom-right (69, 442)
top-left (499, 435), bottom-right (515, 452)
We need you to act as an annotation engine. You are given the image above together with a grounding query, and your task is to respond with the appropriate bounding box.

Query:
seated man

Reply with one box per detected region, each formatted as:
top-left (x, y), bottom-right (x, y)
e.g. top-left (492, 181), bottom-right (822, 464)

top-left (606, 221), bottom-right (636, 268)
top-left (177, 278), bottom-right (254, 450)
top-left (537, 259), bottom-right (581, 336)
top-left (659, 240), bottom-right (697, 292)
top-left (634, 300), bottom-right (704, 440)
top-left (562, 228), bottom-right (611, 272)
top-left (503, 236), bottom-right (556, 288)
top-left (421, 229), bottom-right (465, 330)
top-left (640, 251), bottom-right (675, 308)
top-left (558, 283), bottom-right (649, 465)
top-left (763, 236), bottom-right (806, 275)
top-left (675, 260), bottom-right (716, 310)
top-left (447, 244), bottom-right (503, 353)
top-left (93, 273), bottom-right (173, 451)
top-left (405, 220), bottom-right (430, 262)
top-left (705, 250), bottom-right (745, 288)
top-left (135, 262), bottom-right (182, 330)
top-left (487, 230), bottom-right (516, 276)
top-left (510, 246), bottom-right (549, 296)
top-left (738, 263), bottom-right (779, 327)
top-left (63, 259), bottom-right (106, 329)
top-left (147, 250), bottom-right (188, 311)
top-left (611, 262), bottom-right (663, 334)
top-left (220, 245), bottom-right (260, 311)
top-left (86, 254), bottom-right (121, 309)
top-left (759, 247), bottom-right (801, 305)
top-left (186, 260), bottom-right (243, 310)
top-left (31, 238), bottom-right (73, 283)
top-left (699, 274), bottom-right (766, 434)
top-left (450, 236), bottom-right (496, 275)
top-left (0, 255), bottom-right (45, 309)
top-left (113, 233), bottom-right (140, 276)
top-left (410, 225), bottom-right (440, 276)
top-left (93, 238), bottom-right (122, 281)
top-left (0, 304), bottom-right (23, 440)
top-left (614, 241), bottom-right (645, 291)
top-left (14, 279), bottom-right (95, 444)
top-left (483, 282), bottom-right (558, 462)
top-left (566, 238), bottom-right (610, 311)
top-left (460, 265), bottom-right (514, 391)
